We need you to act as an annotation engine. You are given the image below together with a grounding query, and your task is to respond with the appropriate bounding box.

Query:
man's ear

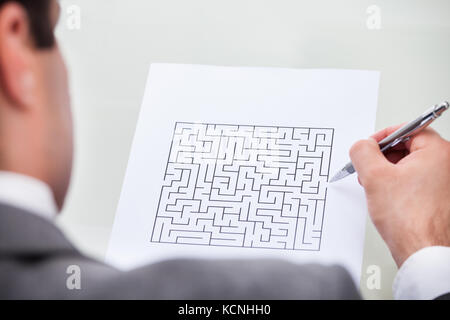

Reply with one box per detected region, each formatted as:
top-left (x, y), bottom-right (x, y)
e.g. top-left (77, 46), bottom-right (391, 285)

top-left (0, 2), bottom-right (36, 109)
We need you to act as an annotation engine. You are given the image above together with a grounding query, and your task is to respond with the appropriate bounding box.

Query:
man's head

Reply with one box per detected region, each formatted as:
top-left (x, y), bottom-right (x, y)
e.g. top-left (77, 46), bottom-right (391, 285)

top-left (0, 0), bottom-right (72, 210)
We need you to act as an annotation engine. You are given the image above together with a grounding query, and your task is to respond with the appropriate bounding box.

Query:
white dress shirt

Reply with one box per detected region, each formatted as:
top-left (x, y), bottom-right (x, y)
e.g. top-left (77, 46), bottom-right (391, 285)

top-left (0, 171), bottom-right (58, 220)
top-left (0, 171), bottom-right (448, 299)
top-left (393, 246), bottom-right (450, 299)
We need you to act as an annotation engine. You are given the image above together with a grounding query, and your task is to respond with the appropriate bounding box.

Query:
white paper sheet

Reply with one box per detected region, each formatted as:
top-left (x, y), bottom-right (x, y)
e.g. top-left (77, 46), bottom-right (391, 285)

top-left (106, 63), bottom-right (379, 284)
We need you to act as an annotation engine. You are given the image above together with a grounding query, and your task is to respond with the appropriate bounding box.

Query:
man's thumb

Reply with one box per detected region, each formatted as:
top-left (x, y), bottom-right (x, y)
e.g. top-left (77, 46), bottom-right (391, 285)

top-left (349, 138), bottom-right (390, 186)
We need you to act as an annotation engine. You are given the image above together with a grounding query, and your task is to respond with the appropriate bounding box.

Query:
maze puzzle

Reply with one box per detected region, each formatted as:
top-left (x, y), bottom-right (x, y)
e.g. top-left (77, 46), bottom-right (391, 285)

top-left (151, 122), bottom-right (334, 251)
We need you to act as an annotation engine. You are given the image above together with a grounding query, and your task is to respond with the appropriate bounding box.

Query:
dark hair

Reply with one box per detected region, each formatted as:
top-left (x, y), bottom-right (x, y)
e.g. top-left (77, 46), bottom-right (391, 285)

top-left (0, 0), bottom-right (54, 48)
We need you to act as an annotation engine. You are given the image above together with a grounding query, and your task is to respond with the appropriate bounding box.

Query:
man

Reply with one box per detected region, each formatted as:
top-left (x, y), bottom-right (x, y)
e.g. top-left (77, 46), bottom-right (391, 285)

top-left (0, 0), bottom-right (448, 299)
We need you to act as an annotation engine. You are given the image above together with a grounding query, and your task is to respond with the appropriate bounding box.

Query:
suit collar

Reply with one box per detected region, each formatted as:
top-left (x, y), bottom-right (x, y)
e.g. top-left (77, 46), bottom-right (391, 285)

top-left (0, 204), bottom-right (77, 256)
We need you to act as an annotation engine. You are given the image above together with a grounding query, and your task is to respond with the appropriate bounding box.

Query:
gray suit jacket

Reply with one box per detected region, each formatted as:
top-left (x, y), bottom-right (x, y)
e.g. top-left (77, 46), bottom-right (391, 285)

top-left (0, 204), bottom-right (360, 299)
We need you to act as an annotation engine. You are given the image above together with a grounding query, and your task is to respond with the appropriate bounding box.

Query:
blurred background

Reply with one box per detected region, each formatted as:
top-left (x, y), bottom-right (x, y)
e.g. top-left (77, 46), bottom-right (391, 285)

top-left (55, 0), bottom-right (450, 299)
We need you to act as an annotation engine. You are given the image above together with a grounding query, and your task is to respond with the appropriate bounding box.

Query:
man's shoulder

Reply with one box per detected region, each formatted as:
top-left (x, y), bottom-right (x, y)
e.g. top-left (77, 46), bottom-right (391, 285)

top-left (0, 204), bottom-right (360, 300)
top-left (0, 203), bottom-right (120, 299)
top-left (0, 203), bottom-right (76, 255)
top-left (436, 293), bottom-right (450, 300)
top-left (110, 259), bottom-right (360, 300)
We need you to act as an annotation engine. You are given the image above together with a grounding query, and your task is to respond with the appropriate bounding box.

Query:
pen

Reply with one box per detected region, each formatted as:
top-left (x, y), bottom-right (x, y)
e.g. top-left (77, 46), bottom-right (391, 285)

top-left (329, 101), bottom-right (449, 183)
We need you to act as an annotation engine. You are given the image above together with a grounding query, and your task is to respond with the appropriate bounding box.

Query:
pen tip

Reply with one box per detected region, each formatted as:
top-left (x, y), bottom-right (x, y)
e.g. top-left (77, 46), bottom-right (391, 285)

top-left (328, 175), bottom-right (338, 183)
top-left (329, 169), bottom-right (349, 183)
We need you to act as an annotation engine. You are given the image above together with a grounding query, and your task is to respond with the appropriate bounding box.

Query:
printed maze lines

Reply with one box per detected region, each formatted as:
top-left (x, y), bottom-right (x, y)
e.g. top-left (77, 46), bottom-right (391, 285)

top-left (151, 122), bottom-right (334, 251)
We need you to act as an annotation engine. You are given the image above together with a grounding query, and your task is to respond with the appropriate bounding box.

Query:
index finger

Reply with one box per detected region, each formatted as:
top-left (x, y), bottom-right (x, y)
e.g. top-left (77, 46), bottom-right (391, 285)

top-left (404, 128), bottom-right (442, 152)
top-left (371, 124), bottom-right (405, 142)
top-left (371, 124), bottom-right (441, 153)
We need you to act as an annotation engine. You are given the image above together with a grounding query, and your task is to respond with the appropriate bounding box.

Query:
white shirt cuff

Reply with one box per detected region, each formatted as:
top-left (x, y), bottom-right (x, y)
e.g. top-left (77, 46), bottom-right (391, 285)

top-left (393, 246), bottom-right (450, 300)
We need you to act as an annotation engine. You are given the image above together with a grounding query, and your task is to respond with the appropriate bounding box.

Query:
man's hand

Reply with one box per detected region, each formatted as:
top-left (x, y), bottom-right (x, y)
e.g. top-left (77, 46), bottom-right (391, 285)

top-left (350, 126), bottom-right (450, 267)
